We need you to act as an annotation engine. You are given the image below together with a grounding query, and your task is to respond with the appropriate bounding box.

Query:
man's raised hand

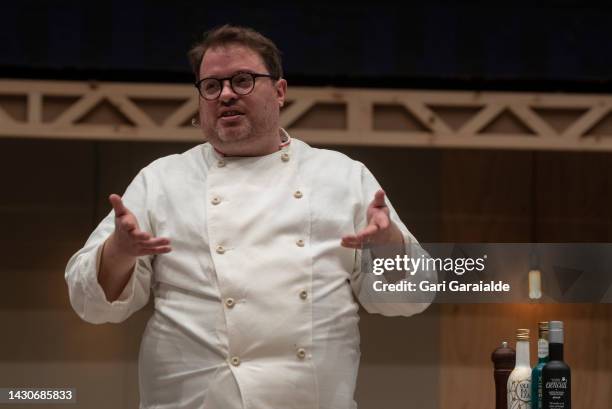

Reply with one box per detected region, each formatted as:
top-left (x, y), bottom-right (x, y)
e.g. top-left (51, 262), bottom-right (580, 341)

top-left (108, 194), bottom-right (172, 256)
top-left (341, 189), bottom-right (403, 249)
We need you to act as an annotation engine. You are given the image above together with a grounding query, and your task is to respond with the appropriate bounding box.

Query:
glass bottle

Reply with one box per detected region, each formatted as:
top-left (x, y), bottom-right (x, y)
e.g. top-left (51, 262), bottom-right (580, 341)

top-left (531, 322), bottom-right (549, 409)
top-left (542, 321), bottom-right (571, 409)
top-left (507, 328), bottom-right (531, 409)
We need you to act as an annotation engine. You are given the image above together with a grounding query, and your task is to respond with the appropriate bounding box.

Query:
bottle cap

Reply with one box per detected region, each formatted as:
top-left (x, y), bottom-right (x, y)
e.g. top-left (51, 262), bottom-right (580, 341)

top-left (538, 321), bottom-right (549, 339)
top-left (516, 328), bottom-right (530, 341)
top-left (549, 320), bottom-right (564, 344)
top-left (549, 321), bottom-right (563, 330)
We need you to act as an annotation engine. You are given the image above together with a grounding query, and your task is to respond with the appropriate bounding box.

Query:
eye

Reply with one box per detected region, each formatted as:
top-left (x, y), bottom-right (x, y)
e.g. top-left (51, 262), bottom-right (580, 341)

top-left (203, 80), bottom-right (220, 93)
top-left (233, 73), bottom-right (253, 89)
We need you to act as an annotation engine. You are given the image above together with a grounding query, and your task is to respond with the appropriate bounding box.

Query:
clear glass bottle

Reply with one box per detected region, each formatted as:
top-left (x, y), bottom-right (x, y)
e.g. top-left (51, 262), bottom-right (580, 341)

top-left (531, 322), bottom-right (549, 409)
top-left (507, 328), bottom-right (531, 409)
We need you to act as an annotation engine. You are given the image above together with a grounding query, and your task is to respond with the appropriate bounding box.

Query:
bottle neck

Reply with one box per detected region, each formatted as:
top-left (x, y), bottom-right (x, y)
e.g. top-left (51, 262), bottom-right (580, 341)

top-left (549, 342), bottom-right (564, 361)
top-left (537, 338), bottom-right (549, 363)
top-left (515, 340), bottom-right (531, 367)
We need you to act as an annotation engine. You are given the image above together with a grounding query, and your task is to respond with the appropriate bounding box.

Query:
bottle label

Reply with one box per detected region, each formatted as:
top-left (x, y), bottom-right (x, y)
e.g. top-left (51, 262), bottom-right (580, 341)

top-left (508, 378), bottom-right (531, 409)
top-left (544, 376), bottom-right (569, 409)
top-left (537, 375), bottom-right (543, 406)
top-left (545, 377), bottom-right (568, 389)
top-left (538, 339), bottom-right (549, 359)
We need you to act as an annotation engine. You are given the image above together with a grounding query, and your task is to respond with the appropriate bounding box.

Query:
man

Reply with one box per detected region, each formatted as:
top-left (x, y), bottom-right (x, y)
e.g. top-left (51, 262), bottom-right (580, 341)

top-left (65, 25), bottom-right (434, 409)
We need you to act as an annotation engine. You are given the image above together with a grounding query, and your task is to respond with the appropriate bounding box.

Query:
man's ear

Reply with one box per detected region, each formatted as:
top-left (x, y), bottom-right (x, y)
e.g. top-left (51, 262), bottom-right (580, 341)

top-left (276, 78), bottom-right (288, 108)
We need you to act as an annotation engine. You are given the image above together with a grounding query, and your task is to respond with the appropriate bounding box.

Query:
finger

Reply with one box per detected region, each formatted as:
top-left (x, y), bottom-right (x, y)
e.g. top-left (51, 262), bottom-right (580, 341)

top-left (341, 241), bottom-right (361, 249)
top-left (342, 234), bottom-right (371, 249)
top-left (341, 235), bottom-right (360, 245)
top-left (341, 233), bottom-right (359, 244)
top-left (341, 233), bottom-right (365, 243)
top-left (138, 246), bottom-right (172, 256)
top-left (109, 194), bottom-right (129, 217)
top-left (119, 218), bottom-right (137, 233)
top-left (130, 229), bottom-right (151, 241)
top-left (341, 234), bottom-right (355, 241)
top-left (356, 223), bottom-right (379, 240)
top-left (139, 237), bottom-right (171, 248)
top-left (343, 222), bottom-right (379, 243)
top-left (371, 189), bottom-right (386, 208)
top-left (341, 237), bottom-right (362, 249)
top-left (372, 212), bottom-right (390, 230)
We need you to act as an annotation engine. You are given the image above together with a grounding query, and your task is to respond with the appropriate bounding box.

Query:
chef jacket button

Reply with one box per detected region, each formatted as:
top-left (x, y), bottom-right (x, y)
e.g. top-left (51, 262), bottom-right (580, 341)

top-left (299, 289), bottom-right (308, 300)
top-left (216, 245), bottom-right (225, 254)
top-left (211, 196), bottom-right (221, 205)
top-left (296, 348), bottom-right (306, 359)
top-left (225, 298), bottom-right (235, 308)
top-left (281, 152), bottom-right (290, 162)
top-left (217, 160), bottom-right (226, 168)
top-left (296, 239), bottom-right (305, 247)
top-left (293, 190), bottom-right (303, 199)
top-left (230, 356), bottom-right (241, 366)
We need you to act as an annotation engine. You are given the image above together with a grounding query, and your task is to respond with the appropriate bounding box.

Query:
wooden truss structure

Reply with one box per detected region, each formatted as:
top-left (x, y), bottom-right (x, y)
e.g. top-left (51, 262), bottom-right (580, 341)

top-left (2, 79), bottom-right (612, 151)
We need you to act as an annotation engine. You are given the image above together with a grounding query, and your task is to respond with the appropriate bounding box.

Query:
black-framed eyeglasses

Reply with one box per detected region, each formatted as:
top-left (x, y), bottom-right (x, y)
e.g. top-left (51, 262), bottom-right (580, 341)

top-left (194, 72), bottom-right (278, 100)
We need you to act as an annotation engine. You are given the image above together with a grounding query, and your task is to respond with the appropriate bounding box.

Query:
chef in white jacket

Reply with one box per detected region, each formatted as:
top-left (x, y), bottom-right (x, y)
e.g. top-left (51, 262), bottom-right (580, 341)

top-left (65, 25), bottom-right (436, 409)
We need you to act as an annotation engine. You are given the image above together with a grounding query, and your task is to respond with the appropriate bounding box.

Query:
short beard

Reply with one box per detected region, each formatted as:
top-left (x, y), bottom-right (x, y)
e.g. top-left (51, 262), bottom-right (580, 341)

top-left (202, 118), bottom-right (252, 146)
top-left (201, 105), bottom-right (279, 155)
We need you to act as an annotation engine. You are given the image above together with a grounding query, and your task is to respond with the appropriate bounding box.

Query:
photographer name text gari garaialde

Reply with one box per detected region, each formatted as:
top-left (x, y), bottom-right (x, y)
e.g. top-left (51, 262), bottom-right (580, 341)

top-left (371, 254), bottom-right (511, 294)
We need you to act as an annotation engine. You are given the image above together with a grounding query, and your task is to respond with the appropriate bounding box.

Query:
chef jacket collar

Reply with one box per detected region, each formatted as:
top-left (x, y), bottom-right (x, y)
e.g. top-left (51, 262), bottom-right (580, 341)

top-left (213, 128), bottom-right (291, 158)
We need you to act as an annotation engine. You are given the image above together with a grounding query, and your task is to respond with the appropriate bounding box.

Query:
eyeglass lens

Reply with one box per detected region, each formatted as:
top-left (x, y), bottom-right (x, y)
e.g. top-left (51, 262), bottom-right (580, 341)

top-left (201, 73), bottom-right (255, 99)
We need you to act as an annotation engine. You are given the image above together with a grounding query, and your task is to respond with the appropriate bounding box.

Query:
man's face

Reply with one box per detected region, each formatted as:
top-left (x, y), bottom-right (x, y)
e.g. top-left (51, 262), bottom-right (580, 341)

top-left (198, 44), bottom-right (287, 156)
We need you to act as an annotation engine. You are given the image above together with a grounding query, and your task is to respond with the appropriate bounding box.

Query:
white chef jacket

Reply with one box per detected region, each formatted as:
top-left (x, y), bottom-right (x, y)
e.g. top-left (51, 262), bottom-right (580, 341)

top-left (65, 130), bottom-right (435, 409)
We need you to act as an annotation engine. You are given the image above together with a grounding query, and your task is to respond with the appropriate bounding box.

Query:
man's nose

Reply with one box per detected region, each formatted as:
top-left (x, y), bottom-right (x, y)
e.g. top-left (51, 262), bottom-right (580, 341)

top-left (219, 79), bottom-right (238, 102)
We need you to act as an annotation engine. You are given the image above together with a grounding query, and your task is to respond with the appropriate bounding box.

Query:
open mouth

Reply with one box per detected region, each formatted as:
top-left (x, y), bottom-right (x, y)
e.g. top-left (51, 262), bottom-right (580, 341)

top-left (219, 111), bottom-right (244, 120)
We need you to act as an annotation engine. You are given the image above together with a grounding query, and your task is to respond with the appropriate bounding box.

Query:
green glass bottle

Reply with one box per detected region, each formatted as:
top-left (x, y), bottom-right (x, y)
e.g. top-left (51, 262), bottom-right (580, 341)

top-left (531, 321), bottom-right (549, 409)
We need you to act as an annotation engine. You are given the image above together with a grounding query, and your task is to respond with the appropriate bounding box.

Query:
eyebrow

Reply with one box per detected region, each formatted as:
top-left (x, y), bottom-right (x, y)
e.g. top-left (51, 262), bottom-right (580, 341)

top-left (200, 69), bottom-right (259, 79)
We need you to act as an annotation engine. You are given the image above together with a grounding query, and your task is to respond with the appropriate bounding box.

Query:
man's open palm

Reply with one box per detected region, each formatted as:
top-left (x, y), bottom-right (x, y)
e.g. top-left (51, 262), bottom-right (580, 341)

top-left (341, 189), bottom-right (396, 249)
top-left (109, 194), bottom-right (172, 256)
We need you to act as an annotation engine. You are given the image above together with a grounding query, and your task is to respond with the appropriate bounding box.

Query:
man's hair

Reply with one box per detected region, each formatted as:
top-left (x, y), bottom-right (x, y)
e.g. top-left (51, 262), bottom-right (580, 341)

top-left (188, 25), bottom-right (283, 80)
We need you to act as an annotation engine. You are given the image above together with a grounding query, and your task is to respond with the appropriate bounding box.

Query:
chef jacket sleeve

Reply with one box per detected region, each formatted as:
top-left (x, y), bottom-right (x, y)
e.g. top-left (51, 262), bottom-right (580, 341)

top-left (65, 170), bottom-right (154, 324)
top-left (349, 163), bottom-right (437, 317)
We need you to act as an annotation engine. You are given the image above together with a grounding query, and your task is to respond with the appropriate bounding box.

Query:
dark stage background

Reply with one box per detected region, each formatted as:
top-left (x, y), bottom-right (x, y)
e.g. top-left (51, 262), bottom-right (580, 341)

top-left (2, 1), bottom-right (612, 90)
